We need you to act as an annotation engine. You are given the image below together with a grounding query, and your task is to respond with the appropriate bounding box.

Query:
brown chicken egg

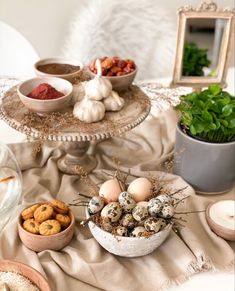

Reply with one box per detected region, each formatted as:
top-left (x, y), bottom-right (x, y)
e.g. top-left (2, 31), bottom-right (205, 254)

top-left (99, 178), bottom-right (122, 202)
top-left (127, 177), bottom-right (152, 202)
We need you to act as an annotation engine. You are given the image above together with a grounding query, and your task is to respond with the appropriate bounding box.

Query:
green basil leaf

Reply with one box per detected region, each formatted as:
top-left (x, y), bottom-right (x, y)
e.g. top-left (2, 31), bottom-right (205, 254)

top-left (209, 123), bottom-right (217, 130)
top-left (228, 119), bottom-right (235, 128)
top-left (182, 111), bottom-right (193, 125)
top-left (209, 84), bottom-right (221, 95)
top-left (185, 92), bottom-right (198, 102)
top-left (222, 104), bottom-right (233, 117)
top-left (194, 122), bottom-right (205, 133)
top-left (221, 120), bottom-right (228, 127)
top-left (214, 119), bottom-right (220, 129)
top-left (190, 124), bottom-right (197, 135)
top-left (202, 110), bottom-right (213, 121)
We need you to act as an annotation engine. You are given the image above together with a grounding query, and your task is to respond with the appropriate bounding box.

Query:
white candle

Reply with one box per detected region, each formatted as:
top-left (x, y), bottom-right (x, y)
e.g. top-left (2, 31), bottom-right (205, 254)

top-left (206, 200), bottom-right (235, 241)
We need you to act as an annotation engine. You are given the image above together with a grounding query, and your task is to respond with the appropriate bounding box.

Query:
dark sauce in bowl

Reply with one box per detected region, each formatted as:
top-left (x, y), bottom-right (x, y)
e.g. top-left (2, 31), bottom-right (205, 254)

top-left (37, 63), bottom-right (80, 75)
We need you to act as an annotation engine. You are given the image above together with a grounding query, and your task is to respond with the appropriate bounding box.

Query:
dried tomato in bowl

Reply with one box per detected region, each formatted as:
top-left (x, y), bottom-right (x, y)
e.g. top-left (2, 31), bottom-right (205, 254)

top-left (89, 56), bottom-right (136, 77)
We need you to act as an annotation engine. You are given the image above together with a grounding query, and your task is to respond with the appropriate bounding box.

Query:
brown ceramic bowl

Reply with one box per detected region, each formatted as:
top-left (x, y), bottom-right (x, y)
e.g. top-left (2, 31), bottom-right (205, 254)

top-left (88, 67), bottom-right (137, 92)
top-left (34, 57), bottom-right (83, 83)
top-left (0, 259), bottom-right (51, 290)
top-left (18, 206), bottom-right (75, 252)
top-left (17, 77), bottom-right (73, 115)
top-left (206, 200), bottom-right (235, 241)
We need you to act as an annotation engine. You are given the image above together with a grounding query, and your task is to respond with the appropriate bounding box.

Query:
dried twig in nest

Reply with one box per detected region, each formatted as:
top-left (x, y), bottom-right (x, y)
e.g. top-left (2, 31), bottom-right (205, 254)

top-left (174, 210), bottom-right (206, 215)
top-left (173, 195), bottom-right (191, 208)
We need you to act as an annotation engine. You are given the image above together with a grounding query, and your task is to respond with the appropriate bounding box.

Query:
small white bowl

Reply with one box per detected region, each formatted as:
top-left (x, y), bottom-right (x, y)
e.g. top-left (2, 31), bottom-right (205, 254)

top-left (34, 57), bottom-right (83, 83)
top-left (206, 200), bottom-right (235, 241)
top-left (17, 77), bottom-right (73, 115)
top-left (87, 210), bottom-right (172, 257)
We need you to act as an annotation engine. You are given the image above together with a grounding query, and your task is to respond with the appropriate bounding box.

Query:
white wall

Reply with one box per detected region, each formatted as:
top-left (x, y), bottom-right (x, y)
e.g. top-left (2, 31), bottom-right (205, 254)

top-left (0, 0), bottom-right (234, 57)
top-left (0, 0), bottom-right (82, 57)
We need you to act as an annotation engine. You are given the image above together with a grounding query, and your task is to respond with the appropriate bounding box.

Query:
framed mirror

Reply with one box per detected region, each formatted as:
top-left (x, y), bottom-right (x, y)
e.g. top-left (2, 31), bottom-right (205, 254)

top-left (171, 1), bottom-right (235, 89)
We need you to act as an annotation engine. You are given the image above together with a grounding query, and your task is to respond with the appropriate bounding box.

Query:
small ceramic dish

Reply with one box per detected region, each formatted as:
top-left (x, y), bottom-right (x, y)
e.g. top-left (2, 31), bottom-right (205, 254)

top-left (86, 210), bottom-right (172, 257)
top-left (17, 77), bottom-right (73, 115)
top-left (34, 57), bottom-right (83, 83)
top-left (206, 200), bottom-right (235, 241)
top-left (0, 259), bottom-right (51, 291)
top-left (18, 207), bottom-right (75, 252)
top-left (88, 67), bottom-right (137, 92)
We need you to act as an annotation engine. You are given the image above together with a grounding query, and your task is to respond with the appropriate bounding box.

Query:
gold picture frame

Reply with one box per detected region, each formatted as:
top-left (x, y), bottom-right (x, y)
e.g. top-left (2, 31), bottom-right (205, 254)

top-left (171, 1), bottom-right (235, 89)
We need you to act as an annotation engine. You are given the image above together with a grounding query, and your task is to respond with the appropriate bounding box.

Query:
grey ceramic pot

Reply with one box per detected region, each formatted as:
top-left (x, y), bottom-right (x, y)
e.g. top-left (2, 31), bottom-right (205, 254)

top-left (173, 123), bottom-right (235, 194)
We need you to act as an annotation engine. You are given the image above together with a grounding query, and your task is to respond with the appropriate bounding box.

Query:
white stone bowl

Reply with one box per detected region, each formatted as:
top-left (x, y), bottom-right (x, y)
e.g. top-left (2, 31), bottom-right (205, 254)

top-left (17, 77), bottom-right (73, 115)
top-left (87, 210), bottom-right (172, 257)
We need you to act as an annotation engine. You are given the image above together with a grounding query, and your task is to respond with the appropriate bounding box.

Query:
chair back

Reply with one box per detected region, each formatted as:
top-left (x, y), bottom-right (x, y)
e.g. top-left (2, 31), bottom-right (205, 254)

top-left (0, 21), bottom-right (39, 77)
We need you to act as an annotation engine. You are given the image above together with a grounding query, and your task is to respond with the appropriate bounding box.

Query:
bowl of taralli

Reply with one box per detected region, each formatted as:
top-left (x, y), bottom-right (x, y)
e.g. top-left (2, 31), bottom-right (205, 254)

top-left (18, 199), bottom-right (75, 252)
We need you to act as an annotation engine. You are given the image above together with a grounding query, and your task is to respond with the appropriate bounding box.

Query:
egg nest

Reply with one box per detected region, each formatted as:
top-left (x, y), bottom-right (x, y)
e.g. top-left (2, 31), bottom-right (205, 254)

top-left (77, 172), bottom-right (189, 238)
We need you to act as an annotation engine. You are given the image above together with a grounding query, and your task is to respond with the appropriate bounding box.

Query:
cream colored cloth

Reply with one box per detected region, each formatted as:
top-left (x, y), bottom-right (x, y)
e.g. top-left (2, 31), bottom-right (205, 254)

top-left (0, 108), bottom-right (234, 291)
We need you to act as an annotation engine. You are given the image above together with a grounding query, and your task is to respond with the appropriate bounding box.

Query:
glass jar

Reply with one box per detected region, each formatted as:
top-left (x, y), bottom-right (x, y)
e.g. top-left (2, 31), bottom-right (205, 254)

top-left (0, 142), bottom-right (22, 232)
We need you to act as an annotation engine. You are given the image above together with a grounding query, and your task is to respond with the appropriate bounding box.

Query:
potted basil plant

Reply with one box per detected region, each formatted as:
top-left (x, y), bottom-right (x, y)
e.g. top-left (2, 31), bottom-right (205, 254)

top-left (173, 84), bottom-right (235, 194)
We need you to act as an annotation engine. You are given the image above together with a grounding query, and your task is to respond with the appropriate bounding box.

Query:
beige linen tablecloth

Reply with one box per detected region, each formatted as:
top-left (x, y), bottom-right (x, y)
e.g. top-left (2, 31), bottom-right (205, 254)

top-left (0, 97), bottom-right (234, 291)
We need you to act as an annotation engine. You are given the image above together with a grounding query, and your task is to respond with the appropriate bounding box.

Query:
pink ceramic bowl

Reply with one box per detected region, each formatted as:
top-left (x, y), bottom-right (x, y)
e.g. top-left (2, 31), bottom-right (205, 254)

top-left (17, 77), bottom-right (73, 115)
top-left (18, 207), bottom-right (75, 252)
top-left (88, 67), bottom-right (137, 92)
top-left (0, 259), bottom-right (51, 291)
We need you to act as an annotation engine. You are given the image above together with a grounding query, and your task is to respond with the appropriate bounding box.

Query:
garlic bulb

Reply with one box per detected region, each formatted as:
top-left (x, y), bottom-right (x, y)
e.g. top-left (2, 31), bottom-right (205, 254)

top-left (85, 59), bottom-right (112, 100)
top-left (71, 82), bottom-right (86, 105)
top-left (103, 90), bottom-right (125, 111)
top-left (73, 96), bottom-right (105, 123)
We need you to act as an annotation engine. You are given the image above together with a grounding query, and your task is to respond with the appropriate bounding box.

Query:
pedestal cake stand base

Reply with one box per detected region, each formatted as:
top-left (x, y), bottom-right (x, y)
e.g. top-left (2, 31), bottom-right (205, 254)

top-left (57, 141), bottom-right (97, 174)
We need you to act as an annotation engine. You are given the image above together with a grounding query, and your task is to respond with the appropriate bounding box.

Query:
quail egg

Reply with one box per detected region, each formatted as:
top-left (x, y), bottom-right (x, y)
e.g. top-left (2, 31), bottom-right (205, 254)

top-left (144, 217), bottom-right (161, 233)
top-left (101, 202), bottom-right (122, 222)
top-left (88, 196), bottom-right (105, 214)
top-left (118, 191), bottom-right (136, 213)
top-left (131, 226), bottom-right (146, 237)
top-left (147, 198), bottom-right (163, 216)
top-left (137, 201), bottom-right (148, 208)
top-left (114, 226), bottom-right (128, 237)
top-left (157, 194), bottom-right (173, 205)
top-left (120, 213), bottom-right (136, 229)
top-left (132, 205), bottom-right (148, 222)
top-left (99, 178), bottom-right (122, 202)
top-left (158, 218), bottom-right (167, 230)
top-left (101, 218), bottom-right (113, 233)
top-left (127, 177), bottom-right (152, 202)
top-left (160, 204), bottom-right (174, 219)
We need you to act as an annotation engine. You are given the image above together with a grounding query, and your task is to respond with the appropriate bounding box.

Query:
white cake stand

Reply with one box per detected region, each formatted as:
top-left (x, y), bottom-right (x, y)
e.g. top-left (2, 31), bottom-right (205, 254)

top-left (0, 85), bottom-right (150, 174)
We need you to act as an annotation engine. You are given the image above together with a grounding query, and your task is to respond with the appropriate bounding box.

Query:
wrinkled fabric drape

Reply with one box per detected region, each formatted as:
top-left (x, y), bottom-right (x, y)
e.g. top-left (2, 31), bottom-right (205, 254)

top-left (0, 108), bottom-right (234, 291)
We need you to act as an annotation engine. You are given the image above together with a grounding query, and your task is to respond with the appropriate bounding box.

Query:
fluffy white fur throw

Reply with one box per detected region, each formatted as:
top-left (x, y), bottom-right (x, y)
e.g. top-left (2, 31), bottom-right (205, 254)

top-left (63, 0), bottom-right (176, 81)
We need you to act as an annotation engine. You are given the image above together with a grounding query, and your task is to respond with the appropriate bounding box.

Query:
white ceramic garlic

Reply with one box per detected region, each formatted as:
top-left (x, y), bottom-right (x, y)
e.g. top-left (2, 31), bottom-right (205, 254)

top-left (85, 59), bottom-right (112, 100)
top-left (73, 96), bottom-right (105, 123)
top-left (103, 90), bottom-right (125, 111)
